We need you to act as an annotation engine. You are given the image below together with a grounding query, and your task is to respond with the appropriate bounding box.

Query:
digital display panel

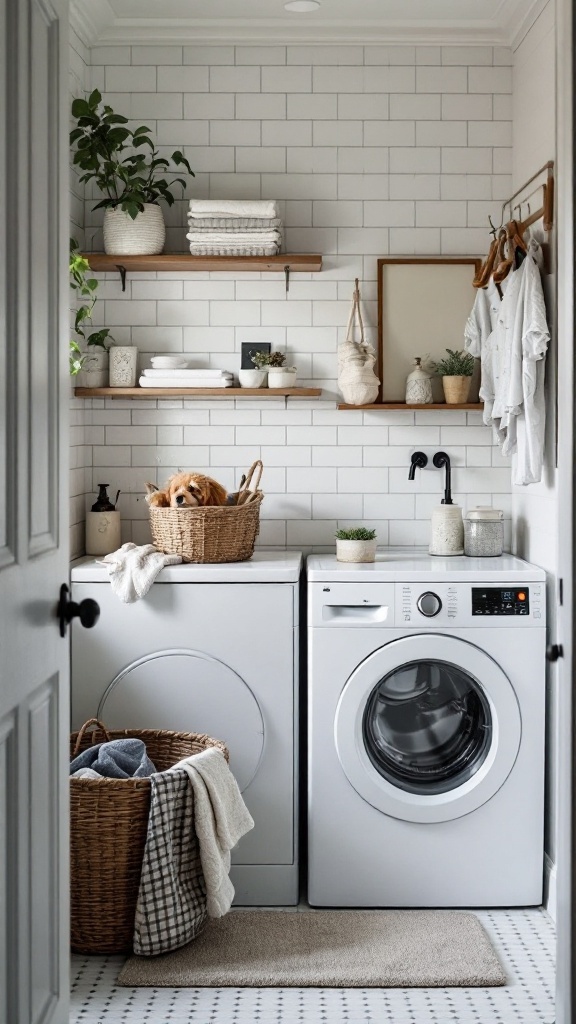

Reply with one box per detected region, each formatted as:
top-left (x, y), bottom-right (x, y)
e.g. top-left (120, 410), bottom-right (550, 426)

top-left (472, 588), bottom-right (530, 615)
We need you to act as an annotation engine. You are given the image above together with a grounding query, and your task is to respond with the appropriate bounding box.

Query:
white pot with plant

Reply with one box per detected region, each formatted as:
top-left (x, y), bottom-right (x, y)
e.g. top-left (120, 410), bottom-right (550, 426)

top-left (238, 348), bottom-right (269, 388)
top-left (69, 240), bottom-right (114, 386)
top-left (335, 528), bottom-right (377, 563)
top-left (257, 351), bottom-right (297, 388)
top-left (70, 89), bottom-right (194, 255)
top-left (434, 348), bottom-right (475, 404)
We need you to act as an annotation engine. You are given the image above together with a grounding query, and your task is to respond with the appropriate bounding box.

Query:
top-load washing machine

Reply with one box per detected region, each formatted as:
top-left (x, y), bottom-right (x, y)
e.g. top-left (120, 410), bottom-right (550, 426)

top-left (71, 551), bottom-right (301, 906)
top-left (307, 549), bottom-right (546, 907)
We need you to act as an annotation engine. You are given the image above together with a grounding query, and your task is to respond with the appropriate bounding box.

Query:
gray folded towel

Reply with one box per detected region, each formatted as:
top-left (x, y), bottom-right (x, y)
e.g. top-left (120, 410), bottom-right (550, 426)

top-left (70, 738), bottom-right (157, 779)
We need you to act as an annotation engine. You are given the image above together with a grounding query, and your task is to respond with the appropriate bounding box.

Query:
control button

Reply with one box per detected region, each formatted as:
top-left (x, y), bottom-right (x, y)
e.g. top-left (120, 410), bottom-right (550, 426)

top-left (417, 591), bottom-right (442, 617)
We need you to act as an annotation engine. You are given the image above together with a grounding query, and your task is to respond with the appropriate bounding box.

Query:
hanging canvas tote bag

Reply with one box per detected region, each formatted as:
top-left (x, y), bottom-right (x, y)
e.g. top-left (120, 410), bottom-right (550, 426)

top-left (338, 279), bottom-right (380, 406)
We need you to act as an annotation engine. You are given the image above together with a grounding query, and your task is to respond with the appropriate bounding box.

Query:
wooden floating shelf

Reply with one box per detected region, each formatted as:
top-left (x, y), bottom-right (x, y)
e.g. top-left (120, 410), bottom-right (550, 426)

top-left (338, 402), bottom-right (483, 411)
top-left (75, 387), bottom-right (322, 399)
top-left (82, 253), bottom-right (322, 273)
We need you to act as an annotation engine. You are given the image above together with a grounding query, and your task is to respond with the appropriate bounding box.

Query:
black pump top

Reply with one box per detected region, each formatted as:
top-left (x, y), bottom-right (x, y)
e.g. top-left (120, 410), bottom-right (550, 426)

top-left (91, 484), bottom-right (115, 512)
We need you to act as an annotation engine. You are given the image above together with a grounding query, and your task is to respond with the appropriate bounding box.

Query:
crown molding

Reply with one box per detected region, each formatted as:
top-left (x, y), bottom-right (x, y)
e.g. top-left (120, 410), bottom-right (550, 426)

top-left (501, 0), bottom-right (551, 50)
top-left (70, 0), bottom-right (547, 49)
top-left (69, 0), bottom-right (115, 48)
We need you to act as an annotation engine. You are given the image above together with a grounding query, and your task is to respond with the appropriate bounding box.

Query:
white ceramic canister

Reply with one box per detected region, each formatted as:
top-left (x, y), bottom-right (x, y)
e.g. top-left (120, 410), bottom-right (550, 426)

top-left (405, 357), bottom-right (433, 404)
top-left (267, 366), bottom-right (297, 388)
top-left (429, 505), bottom-right (464, 556)
top-left (85, 511), bottom-right (121, 556)
top-left (109, 346), bottom-right (139, 387)
top-left (464, 506), bottom-right (504, 557)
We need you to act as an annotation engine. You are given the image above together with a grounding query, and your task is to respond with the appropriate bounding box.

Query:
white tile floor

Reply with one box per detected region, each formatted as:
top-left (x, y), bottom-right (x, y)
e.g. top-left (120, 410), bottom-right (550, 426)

top-left (70, 907), bottom-right (555, 1024)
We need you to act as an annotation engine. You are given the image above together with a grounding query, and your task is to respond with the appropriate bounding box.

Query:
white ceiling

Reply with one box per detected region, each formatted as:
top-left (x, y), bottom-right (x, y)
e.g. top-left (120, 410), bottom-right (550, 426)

top-left (70, 0), bottom-right (546, 49)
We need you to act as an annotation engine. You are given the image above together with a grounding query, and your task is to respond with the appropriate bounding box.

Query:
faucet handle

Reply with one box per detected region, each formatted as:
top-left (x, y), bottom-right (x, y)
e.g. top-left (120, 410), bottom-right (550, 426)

top-left (408, 451), bottom-right (428, 479)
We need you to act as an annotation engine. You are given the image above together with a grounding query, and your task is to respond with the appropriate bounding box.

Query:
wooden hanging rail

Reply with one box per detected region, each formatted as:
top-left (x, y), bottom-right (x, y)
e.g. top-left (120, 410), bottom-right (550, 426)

top-left (500, 160), bottom-right (554, 233)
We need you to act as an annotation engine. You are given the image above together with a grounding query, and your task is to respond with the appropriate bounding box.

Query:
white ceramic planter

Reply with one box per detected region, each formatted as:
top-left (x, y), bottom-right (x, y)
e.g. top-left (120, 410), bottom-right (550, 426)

top-left (238, 368), bottom-right (267, 388)
top-left (103, 204), bottom-right (165, 255)
top-left (267, 366), bottom-right (297, 389)
top-left (336, 538), bottom-right (377, 563)
top-left (85, 510), bottom-right (121, 556)
top-left (76, 348), bottom-right (108, 388)
top-left (109, 346), bottom-right (138, 387)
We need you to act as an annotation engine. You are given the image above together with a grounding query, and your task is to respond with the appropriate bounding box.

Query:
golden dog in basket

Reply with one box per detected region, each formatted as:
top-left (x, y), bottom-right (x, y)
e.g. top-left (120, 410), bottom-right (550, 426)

top-left (145, 472), bottom-right (227, 509)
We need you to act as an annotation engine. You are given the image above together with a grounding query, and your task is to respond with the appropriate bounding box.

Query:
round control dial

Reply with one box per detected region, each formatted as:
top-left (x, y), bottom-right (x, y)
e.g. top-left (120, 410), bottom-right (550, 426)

top-left (417, 591), bottom-right (442, 617)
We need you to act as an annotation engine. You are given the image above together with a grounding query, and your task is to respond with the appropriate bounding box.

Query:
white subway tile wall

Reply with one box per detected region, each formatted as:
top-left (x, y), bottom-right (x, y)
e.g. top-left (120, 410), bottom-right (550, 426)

top-left (74, 42), bottom-right (513, 553)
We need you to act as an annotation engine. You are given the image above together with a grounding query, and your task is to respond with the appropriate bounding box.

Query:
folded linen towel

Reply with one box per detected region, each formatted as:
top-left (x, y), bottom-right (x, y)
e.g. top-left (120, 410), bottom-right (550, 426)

top-left (142, 368), bottom-right (233, 379)
top-left (99, 542), bottom-right (182, 603)
top-left (186, 216), bottom-right (283, 231)
top-left (188, 243), bottom-right (280, 257)
top-left (172, 748), bottom-right (254, 918)
top-left (188, 199), bottom-right (279, 219)
top-left (139, 376), bottom-right (234, 388)
top-left (70, 737), bottom-right (157, 778)
top-left (186, 230), bottom-right (282, 246)
top-left (134, 770), bottom-right (208, 956)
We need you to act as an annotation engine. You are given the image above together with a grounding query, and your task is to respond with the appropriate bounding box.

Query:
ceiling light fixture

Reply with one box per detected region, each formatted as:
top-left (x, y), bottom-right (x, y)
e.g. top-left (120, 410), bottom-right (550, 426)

top-left (284, 1), bottom-right (321, 12)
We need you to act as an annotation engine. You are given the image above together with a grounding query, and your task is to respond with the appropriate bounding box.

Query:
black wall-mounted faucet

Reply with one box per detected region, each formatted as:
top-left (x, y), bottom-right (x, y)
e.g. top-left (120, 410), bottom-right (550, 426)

top-left (408, 451), bottom-right (428, 480)
top-left (432, 451), bottom-right (453, 504)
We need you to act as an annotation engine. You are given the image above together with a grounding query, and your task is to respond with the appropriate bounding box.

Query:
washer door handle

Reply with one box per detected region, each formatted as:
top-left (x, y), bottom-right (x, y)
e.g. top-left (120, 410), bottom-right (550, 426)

top-left (417, 591), bottom-right (442, 617)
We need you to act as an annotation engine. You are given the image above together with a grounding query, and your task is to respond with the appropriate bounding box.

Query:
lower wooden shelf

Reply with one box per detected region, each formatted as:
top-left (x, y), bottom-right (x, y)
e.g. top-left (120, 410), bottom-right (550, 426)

top-left (338, 402), bottom-right (483, 411)
top-left (75, 387), bottom-right (322, 399)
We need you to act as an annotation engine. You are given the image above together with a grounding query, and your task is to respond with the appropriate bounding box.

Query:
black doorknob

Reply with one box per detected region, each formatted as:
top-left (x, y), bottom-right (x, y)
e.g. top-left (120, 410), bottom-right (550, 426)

top-left (58, 583), bottom-right (100, 638)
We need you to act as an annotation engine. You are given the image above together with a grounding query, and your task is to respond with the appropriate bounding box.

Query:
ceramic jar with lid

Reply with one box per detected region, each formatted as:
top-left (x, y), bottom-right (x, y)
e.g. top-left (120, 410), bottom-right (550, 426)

top-left (405, 357), bottom-right (433, 405)
top-left (464, 507), bottom-right (504, 557)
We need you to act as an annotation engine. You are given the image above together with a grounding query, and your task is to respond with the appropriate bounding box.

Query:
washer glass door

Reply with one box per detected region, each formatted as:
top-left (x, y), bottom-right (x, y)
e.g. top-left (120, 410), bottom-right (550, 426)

top-left (363, 659), bottom-right (491, 796)
top-left (335, 633), bottom-right (521, 823)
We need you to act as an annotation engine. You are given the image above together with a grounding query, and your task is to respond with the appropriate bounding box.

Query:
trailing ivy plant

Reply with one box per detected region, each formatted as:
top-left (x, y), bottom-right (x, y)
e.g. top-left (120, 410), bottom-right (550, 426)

top-left (70, 89), bottom-right (194, 220)
top-left (69, 239), bottom-right (113, 375)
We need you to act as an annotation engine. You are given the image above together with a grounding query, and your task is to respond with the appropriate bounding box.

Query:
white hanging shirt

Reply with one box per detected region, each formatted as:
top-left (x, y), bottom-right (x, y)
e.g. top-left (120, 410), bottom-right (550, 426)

top-left (464, 276), bottom-right (504, 434)
top-left (490, 240), bottom-right (549, 482)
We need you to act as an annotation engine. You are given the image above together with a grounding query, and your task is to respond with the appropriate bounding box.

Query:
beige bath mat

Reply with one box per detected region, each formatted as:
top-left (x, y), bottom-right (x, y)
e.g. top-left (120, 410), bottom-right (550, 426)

top-left (117, 910), bottom-right (506, 988)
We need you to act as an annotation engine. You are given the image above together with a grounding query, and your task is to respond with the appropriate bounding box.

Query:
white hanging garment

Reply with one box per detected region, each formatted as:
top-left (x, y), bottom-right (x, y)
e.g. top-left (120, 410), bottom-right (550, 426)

top-left (464, 277), bottom-right (503, 431)
top-left (338, 280), bottom-right (380, 406)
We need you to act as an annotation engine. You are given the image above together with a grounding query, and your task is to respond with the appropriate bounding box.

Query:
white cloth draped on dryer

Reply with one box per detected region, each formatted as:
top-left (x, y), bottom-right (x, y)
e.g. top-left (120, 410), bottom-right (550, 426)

top-left (99, 542), bottom-right (182, 602)
top-left (465, 238), bottom-right (550, 485)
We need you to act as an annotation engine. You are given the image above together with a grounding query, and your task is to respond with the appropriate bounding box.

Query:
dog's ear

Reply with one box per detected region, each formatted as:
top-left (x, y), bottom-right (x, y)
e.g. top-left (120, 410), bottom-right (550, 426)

top-left (146, 484), bottom-right (170, 508)
top-left (206, 478), bottom-right (228, 506)
top-left (145, 481), bottom-right (159, 495)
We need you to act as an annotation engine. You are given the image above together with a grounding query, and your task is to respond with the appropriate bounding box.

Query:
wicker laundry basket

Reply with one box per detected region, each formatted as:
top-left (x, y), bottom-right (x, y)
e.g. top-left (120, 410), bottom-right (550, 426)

top-left (149, 460), bottom-right (264, 564)
top-left (70, 718), bottom-right (228, 955)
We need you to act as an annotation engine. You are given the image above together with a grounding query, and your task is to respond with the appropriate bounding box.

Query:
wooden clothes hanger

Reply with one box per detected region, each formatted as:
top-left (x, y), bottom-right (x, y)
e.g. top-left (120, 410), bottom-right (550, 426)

top-left (492, 220), bottom-right (528, 286)
top-left (473, 235), bottom-right (499, 288)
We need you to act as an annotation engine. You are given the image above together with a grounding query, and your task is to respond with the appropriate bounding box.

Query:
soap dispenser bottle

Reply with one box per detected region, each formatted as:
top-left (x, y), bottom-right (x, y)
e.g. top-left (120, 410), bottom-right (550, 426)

top-left (405, 357), bottom-right (433, 405)
top-left (86, 483), bottom-right (122, 556)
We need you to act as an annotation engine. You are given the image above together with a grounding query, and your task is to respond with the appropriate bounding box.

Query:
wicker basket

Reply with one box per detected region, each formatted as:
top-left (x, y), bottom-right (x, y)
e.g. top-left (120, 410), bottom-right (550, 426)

top-left (149, 461), bottom-right (264, 564)
top-left (70, 718), bottom-right (228, 955)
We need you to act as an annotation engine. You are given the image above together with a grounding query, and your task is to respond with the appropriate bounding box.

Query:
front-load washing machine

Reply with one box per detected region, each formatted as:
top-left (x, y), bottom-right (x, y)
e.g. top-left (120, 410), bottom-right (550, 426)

top-left (71, 551), bottom-right (301, 906)
top-left (307, 549), bottom-right (546, 907)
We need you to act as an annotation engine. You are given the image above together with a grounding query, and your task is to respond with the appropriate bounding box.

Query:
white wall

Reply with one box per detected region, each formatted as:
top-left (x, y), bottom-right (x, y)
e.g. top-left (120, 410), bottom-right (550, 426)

top-left (510, 0), bottom-right (559, 890)
top-left (73, 42), bottom-right (514, 550)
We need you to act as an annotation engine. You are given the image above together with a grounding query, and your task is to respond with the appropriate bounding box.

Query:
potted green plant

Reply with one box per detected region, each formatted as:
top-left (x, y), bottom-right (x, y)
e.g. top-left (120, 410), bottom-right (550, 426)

top-left (250, 350), bottom-right (298, 389)
top-left (70, 89), bottom-right (194, 256)
top-left (434, 348), bottom-right (475, 404)
top-left (335, 527), bottom-right (377, 563)
top-left (70, 239), bottom-right (114, 385)
top-left (238, 349), bottom-right (269, 389)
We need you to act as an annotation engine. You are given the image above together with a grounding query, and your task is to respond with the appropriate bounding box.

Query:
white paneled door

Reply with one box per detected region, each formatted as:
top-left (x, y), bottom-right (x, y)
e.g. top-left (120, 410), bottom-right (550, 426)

top-left (0, 0), bottom-right (70, 1021)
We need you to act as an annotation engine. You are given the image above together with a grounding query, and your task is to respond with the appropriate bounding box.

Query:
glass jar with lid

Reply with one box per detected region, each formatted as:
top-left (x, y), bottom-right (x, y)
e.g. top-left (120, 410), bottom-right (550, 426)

top-left (463, 507), bottom-right (504, 557)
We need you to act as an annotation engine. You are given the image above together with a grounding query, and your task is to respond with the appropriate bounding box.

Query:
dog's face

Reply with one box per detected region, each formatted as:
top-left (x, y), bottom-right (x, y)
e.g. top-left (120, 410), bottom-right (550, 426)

top-left (167, 472), bottom-right (227, 509)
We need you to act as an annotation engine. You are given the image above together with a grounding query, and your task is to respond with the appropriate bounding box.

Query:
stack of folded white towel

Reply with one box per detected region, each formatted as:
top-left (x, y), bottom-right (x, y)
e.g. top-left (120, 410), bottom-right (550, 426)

top-left (186, 199), bottom-right (282, 256)
top-left (139, 368), bottom-right (234, 389)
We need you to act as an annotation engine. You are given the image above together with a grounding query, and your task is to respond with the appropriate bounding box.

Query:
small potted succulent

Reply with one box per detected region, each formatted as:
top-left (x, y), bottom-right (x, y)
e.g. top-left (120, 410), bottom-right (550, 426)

top-left (434, 348), bottom-right (475, 404)
top-left (69, 239), bottom-right (114, 385)
top-left (335, 527), bottom-right (377, 563)
top-left (256, 350), bottom-right (297, 389)
top-left (70, 90), bottom-right (194, 255)
top-left (238, 349), bottom-right (269, 388)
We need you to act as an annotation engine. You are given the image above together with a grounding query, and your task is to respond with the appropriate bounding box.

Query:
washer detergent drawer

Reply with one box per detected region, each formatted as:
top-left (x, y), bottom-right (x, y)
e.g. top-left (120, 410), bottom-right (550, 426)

top-left (309, 583), bottom-right (395, 627)
top-left (71, 582), bottom-right (296, 866)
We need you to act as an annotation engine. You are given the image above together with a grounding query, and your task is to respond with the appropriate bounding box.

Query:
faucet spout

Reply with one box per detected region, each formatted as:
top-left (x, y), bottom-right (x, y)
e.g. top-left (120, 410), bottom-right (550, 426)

top-left (432, 451), bottom-right (453, 504)
top-left (408, 451), bottom-right (428, 479)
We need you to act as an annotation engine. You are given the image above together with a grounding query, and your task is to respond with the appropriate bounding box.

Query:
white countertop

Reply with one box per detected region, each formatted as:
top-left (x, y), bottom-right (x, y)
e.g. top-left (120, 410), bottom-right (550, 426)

top-left (71, 549), bottom-right (303, 583)
top-left (307, 547), bottom-right (546, 583)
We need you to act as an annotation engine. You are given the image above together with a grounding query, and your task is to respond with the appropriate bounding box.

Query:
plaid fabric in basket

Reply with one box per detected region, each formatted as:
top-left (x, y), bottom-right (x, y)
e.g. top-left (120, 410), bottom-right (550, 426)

top-left (133, 770), bottom-right (207, 956)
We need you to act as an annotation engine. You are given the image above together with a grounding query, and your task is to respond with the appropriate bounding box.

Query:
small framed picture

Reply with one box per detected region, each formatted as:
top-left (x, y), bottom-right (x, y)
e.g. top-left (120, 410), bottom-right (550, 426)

top-left (241, 341), bottom-right (271, 369)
